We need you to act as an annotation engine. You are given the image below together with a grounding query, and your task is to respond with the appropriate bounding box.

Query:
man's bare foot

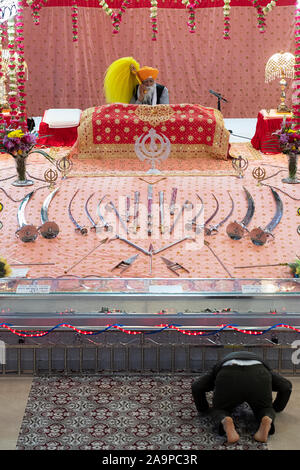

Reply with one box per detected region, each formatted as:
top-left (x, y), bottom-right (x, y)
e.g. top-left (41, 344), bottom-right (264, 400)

top-left (254, 416), bottom-right (272, 443)
top-left (221, 416), bottom-right (240, 444)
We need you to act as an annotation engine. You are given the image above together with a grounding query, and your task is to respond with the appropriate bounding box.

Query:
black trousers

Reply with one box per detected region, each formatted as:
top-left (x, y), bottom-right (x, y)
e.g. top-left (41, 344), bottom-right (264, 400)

top-left (211, 364), bottom-right (276, 427)
top-left (192, 364), bottom-right (292, 435)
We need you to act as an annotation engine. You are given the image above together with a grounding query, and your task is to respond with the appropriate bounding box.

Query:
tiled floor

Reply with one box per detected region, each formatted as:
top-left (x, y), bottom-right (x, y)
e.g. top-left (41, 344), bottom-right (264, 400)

top-left (0, 375), bottom-right (299, 450)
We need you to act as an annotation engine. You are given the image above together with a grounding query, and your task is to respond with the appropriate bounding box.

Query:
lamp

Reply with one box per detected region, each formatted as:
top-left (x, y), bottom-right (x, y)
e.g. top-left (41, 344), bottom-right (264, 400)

top-left (265, 52), bottom-right (295, 114)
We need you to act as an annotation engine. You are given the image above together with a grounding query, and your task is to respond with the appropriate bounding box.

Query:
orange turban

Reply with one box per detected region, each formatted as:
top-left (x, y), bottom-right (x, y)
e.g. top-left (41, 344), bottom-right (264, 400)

top-left (137, 66), bottom-right (159, 82)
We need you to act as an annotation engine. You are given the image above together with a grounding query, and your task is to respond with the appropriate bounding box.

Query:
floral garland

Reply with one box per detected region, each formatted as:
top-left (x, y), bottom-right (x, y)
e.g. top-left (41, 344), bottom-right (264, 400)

top-left (71, 0), bottom-right (78, 41)
top-left (250, 0), bottom-right (266, 33)
top-left (181, 0), bottom-right (198, 33)
top-left (98, 0), bottom-right (130, 34)
top-left (0, 24), bottom-right (5, 133)
top-left (223, 0), bottom-right (230, 39)
top-left (150, 0), bottom-right (158, 40)
top-left (16, 0), bottom-right (27, 130)
top-left (293, 3), bottom-right (300, 131)
top-left (262, 0), bottom-right (278, 15)
top-left (7, 18), bottom-right (18, 126)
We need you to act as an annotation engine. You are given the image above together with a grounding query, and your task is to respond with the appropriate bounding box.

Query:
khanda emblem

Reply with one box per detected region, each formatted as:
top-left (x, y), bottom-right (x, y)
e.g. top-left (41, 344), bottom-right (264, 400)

top-left (135, 128), bottom-right (171, 174)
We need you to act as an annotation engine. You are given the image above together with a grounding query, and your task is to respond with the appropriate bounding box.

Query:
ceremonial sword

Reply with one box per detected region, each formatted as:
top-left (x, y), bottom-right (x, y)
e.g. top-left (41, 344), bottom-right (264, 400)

top-left (226, 186), bottom-right (255, 240)
top-left (85, 193), bottom-right (97, 230)
top-left (96, 195), bottom-right (112, 232)
top-left (169, 200), bottom-right (193, 235)
top-left (108, 201), bottom-right (128, 234)
top-left (205, 191), bottom-right (234, 236)
top-left (249, 187), bottom-right (283, 246)
top-left (185, 194), bottom-right (204, 232)
top-left (39, 187), bottom-right (60, 239)
top-left (68, 189), bottom-right (88, 235)
top-left (16, 191), bottom-right (39, 242)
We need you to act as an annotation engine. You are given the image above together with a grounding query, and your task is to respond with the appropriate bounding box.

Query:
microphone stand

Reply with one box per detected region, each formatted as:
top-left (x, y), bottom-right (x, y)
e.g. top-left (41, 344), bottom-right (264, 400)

top-left (209, 90), bottom-right (251, 141)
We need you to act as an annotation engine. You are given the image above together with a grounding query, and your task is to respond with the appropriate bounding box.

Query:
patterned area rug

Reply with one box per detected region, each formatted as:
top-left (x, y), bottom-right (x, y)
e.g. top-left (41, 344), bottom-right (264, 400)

top-left (16, 375), bottom-right (267, 451)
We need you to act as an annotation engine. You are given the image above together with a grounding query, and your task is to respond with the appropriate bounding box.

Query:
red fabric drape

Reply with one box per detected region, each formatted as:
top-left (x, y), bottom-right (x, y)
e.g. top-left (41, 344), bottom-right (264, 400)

top-left (23, 5), bottom-right (295, 118)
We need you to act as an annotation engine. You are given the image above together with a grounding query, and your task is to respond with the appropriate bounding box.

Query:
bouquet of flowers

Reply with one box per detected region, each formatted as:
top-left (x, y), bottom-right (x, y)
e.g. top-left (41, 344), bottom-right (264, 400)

top-left (0, 128), bottom-right (37, 157)
top-left (0, 257), bottom-right (12, 278)
top-left (273, 122), bottom-right (300, 155)
top-left (0, 126), bottom-right (55, 185)
top-left (288, 258), bottom-right (300, 278)
top-left (271, 120), bottom-right (300, 183)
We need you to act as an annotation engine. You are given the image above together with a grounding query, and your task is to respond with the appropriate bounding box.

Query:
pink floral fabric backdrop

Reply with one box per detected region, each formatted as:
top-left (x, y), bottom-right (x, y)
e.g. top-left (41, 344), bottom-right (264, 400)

top-left (23, 5), bottom-right (295, 118)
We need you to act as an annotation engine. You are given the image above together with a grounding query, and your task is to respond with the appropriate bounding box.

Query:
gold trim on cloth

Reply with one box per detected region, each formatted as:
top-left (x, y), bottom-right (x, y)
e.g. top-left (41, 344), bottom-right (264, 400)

top-left (74, 105), bottom-right (230, 161)
top-left (135, 105), bottom-right (175, 127)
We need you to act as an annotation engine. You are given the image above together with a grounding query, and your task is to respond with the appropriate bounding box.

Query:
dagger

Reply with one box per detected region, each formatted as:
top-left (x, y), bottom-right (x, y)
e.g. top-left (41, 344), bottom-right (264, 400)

top-left (133, 191), bottom-right (140, 233)
top-left (159, 191), bottom-right (165, 234)
top-left (147, 185), bottom-right (153, 236)
top-left (126, 195), bottom-right (130, 223)
top-left (169, 188), bottom-right (177, 216)
top-left (39, 187), bottom-right (60, 239)
top-left (249, 187), bottom-right (283, 246)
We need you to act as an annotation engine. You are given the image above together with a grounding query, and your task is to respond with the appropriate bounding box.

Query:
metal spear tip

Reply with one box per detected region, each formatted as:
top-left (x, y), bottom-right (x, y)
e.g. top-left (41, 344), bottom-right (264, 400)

top-left (226, 221), bottom-right (245, 240)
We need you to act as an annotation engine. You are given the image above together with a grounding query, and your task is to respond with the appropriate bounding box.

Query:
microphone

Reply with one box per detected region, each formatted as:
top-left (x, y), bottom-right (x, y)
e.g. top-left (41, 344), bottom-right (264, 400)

top-left (209, 89), bottom-right (228, 103)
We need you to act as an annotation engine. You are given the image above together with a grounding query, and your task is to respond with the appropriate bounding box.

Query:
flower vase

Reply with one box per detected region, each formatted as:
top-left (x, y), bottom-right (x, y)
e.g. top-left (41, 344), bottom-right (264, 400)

top-left (12, 153), bottom-right (34, 187)
top-left (282, 153), bottom-right (300, 184)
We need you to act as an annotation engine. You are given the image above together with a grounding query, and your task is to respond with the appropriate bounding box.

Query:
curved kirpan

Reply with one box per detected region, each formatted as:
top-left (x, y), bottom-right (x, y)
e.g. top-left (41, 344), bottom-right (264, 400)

top-left (249, 186), bottom-right (283, 246)
top-left (40, 187), bottom-right (60, 239)
top-left (16, 191), bottom-right (39, 242)
top-left (226, 186), bottom-right (255, 240)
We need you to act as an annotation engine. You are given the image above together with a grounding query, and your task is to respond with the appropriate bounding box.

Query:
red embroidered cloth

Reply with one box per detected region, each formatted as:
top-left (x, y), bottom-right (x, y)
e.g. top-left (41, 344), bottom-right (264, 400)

top-left (73, 103), bottom-right (230, 161)
top-left (251, 109), bottom-right (292, 154)
top-left (92, 104), bottom-right (218, 147)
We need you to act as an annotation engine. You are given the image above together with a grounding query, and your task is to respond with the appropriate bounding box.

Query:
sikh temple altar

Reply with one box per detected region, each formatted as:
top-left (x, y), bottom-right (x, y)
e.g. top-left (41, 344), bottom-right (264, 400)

top-left (0, 0), bottom-right (299, 375)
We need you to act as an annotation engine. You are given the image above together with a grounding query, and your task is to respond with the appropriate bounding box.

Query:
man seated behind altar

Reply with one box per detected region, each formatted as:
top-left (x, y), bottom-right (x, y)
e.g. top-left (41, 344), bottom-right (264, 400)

top-left (104, 57), bottom-right (169, 105)
top-left (129, 66), bottom-right (169, 105)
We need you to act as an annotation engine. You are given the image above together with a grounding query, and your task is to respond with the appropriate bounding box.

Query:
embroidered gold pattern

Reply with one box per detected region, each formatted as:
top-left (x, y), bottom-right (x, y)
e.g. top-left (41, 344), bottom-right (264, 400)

top-left (135, 105), bottom-right (175, 127)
